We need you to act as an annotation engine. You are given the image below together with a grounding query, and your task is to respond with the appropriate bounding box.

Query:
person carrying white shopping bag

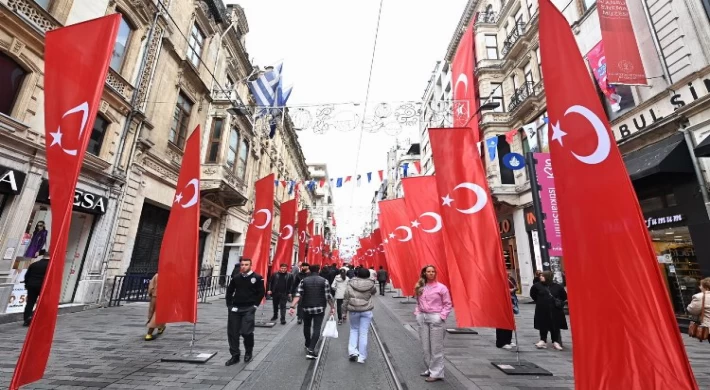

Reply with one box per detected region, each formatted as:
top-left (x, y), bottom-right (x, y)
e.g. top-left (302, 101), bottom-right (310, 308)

top-left (322, 315), bottom-right (339, 338)
top-left (342, 268), bottom-right (377, 364)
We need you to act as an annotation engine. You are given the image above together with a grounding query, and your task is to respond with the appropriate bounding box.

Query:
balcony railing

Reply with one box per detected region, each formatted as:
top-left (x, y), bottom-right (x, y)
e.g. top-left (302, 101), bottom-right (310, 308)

top-left (476, 11), bottom-right (499, 24)
top-left (508, 81), bottom-right (535, 113)
top-left (501, 22), bottom-right (527, 57)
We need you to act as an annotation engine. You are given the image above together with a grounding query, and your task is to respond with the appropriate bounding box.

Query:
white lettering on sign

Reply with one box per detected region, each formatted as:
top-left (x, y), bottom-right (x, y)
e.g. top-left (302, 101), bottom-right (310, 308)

top-left (0, 170), bottom-right (18, 192)
top-left (646, 214), bottom-right (683, 228)
top-left (47, 187), bottom-right (107, 213)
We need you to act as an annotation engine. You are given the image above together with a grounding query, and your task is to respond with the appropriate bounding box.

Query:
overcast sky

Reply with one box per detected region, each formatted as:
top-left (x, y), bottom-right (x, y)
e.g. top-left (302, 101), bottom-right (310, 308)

top-left (228, 0), bottom-right (467, 240)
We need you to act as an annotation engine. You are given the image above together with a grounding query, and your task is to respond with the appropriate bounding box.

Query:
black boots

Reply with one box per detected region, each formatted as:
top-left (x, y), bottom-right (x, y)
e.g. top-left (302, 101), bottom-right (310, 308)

top-left (225, 355), bottom-right (240, 366)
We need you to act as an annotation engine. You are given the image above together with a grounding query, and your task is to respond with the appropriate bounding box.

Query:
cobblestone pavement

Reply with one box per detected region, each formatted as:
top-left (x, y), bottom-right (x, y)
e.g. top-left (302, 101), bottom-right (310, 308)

top-left (1, 291), bottom-right (709, 389)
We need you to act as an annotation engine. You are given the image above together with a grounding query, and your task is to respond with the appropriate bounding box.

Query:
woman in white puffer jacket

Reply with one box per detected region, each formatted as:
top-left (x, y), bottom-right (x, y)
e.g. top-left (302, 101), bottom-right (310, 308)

top-left (331, 268), bottom-right (350, 325)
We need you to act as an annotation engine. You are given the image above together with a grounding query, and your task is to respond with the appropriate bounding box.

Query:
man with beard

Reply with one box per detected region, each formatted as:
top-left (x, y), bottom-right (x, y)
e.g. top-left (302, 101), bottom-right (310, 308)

top-left (292, 262), bottom-right (310, 324)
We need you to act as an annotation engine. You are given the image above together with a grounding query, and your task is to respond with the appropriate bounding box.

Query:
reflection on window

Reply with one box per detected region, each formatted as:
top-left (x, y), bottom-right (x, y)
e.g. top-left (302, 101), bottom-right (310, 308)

top-left (35, 0), bottom-right (51, 10)
top-left (88, 115), bottom-right (109, 156)
top-left (227, 127), bottom-right (238, 168)
top-left (490, 82), bottom-right (504, 112)
top-left (237, 139), bottom-right (249, 180)
top-left (485, 35), bottom-right (498, 60)
top-left (187, 24), bottom-right (205, 68)
top-left (111, 14), bottom-right (133, 71)
top-left (206, 118), bottom-right (224, 163)
top-left (0, 52), bottom-right (26, 115)
top-left (497, 134), bottom-right (515, 184)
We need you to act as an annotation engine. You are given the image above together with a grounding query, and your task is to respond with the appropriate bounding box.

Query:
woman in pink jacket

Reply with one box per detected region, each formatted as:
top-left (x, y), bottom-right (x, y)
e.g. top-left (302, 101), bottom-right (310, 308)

top-left (414, 265), bottom-right (452, 382)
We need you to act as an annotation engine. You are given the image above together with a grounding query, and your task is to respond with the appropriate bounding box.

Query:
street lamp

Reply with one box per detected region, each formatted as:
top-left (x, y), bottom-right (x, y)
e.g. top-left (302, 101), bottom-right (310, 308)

top-left (478, 100), bottom-right (500, 112)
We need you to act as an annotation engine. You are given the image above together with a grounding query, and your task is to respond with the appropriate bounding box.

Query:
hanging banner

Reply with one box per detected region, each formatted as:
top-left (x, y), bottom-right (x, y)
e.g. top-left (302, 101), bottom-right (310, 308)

top-left (533, 153), bottom-right (563, 256)
top-left (297, 209), bottom-right (308, 264)
top-left (597, 0), bottom-right (647, 84)
top-left (11, 14), bottom-right (121, 390)
top-left (451, 19), bottom-right (479, 134)
top-left (539, 0), bottom-right (696, 387)
top-left (243, 174), bottom-right (275, 280)
top-left (522, 122), bottom-right (539, 152)
top-left (586, 41), bottom-right (623, 112)
top-left (310, 235), bottom-right (323, 265)
top-left (372, 228), bottom-right (386, 271)
top-left (273, 199), bottom-right (297, 273)
top-left (378, 199), bottom-right (417, 297)
top-left (155, 126), bottom-right (201, 325)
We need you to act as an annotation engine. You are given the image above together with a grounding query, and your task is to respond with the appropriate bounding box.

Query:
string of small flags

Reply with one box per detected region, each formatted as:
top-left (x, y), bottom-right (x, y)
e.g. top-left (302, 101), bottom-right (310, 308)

top-left (273, 161), bottom-right (423, 190)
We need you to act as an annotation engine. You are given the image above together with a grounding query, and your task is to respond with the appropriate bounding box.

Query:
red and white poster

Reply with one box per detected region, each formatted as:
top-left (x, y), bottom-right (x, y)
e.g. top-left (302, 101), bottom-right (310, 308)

top-left (597, 0), bottom-right (647, 84)
top-left (586, 41), bottom-right (623, 112)
top-left (11, 15), bottom-right (121, 390)
top-left (155, 126), bottom-right (201, 325)
top-left (272, 199), bottom-right (296, 273)
top-left (243, 174), bottom-right (275, 280)
top-left (451, 19), bottom-right (480, 134)
top-left (539, 0), bottom-right (696, 387)
top-left (532, 153), bottom-right (563, 257)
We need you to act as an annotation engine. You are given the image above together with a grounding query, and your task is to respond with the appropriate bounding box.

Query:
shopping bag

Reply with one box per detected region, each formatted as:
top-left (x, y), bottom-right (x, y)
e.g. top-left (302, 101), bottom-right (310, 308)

top-left (322, 315), bottom-right (339, 338)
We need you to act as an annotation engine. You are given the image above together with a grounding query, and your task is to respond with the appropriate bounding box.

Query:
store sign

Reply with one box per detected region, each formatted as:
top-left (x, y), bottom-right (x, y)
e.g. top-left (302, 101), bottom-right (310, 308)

top-left (533, 153), bottom-right (563, 256)
top-left (612, 74), bottom-right (710, 141)
top-left (0, 166), bottom-right (26, 195)
top-left (37, 180), bottom-right (108, 215)
top-left (524, 206), bottom-right (536, 231)
top-left (499, 216), bottom-right (515, 238)
top-left (645, 214), bottom-right (684, 228)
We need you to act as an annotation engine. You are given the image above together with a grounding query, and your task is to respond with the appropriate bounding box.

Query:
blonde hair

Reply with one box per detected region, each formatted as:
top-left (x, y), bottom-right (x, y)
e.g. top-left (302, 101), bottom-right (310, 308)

top-left (701, 278), bottom-right (710, 291)
top-left (415, 265), bottom-right (436, 296)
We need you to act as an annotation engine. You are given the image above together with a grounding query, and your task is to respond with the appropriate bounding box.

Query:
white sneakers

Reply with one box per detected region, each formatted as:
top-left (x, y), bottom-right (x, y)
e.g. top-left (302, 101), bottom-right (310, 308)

top-left (535, 340), bottom-right (564, 350)
top-left (502, 342), bottom-right (516, 350)
top-left (552, 342), bottom-right (564, 351)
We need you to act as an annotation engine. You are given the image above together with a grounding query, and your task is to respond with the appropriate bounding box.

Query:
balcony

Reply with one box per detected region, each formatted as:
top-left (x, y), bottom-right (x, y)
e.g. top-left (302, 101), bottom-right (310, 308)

top-left (479, 111), bottom-right (512, 128)
top-left (201, 164), bottom-right (249, 208)
top-left (476, 11), bottom-right (499, 25)
top-left (476, 59), bottom-right (504, 75)
top-left (501, 22), bottom-right (527, 58)
top-left (508, 81), bottom-right (536, 113)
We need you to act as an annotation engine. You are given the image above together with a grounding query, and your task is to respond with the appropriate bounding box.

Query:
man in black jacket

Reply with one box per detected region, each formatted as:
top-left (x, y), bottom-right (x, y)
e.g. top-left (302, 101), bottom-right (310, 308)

top-left (268, 263), bottom-right (293, 324)
top-left (22, 251), bottom-right (49, 326)
top-left (292, 263), bottom-right (310, 324)
top-left (288, 264), bottom-right (334, 359)
top-left (224, 258), bottom-right (265, 366)
top-left (377, 266), bottom-right (388, 296)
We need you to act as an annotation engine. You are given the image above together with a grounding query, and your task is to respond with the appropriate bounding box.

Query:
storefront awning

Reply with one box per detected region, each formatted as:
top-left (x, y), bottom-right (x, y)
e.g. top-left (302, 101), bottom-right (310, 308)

top-left (694, 134), bottom-right (710, 158)
top-left (623, 133), bottom-right (694, 181)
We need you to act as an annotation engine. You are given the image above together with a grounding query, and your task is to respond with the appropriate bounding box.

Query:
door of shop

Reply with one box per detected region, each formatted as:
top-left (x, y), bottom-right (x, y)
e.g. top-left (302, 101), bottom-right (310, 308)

top-left (128, 203), bottom-right (170, 274)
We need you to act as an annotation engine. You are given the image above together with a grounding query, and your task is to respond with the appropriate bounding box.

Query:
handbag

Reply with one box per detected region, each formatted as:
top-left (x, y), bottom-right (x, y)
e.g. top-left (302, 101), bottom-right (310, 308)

top-left (544, 286), bottom-right (565, 310)
top-left (688, 292), bottom-right (709, 341)
top-left (322, 315), bottom-right (339, 338)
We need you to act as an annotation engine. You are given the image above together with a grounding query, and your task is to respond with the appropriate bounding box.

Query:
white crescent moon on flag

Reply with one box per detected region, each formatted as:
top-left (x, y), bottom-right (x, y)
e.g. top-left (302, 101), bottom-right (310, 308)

top-left (419, 212), bottom-right (442, 233)
top-left (254, 209), bottom-right (271, 229)
top-left (377, 244), bottom-right (385, 252)
top-left (453, 182), bottom-right (487, 214)
top-left (455, 73), bottom-right (468, 96)
top-left (394, 226), bottom-right (413, 242)
top-left (365, 249), bottom-right (375, 257)
top-left (565, 105), bottom-right (611, 165)
top-left (181, 178), bottom-right (199, 208)
top-left (281, 225), bottom-right (294, 239)
top-left (299, 231), bottom-right (306, 242)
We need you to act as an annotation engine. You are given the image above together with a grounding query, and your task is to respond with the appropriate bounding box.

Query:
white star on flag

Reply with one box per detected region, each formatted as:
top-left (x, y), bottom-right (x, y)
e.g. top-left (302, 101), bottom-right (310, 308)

top-left (174, 193), bottom-right (183, 204)
top-left (442, 195), bottom-right (453, 206)
top-left (551, 121), bottom-right (567, 146)
top-left (388, 233), bottom-right (395, 239)
top-left (383, 239), bottom-right (389, 244)
top-left (49, 128), bottom-right (64, 147)
top-left (411, 220), bottom-right (421, 228)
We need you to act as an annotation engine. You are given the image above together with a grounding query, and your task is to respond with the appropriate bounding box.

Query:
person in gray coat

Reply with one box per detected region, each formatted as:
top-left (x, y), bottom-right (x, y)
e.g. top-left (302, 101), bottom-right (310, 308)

top-left (343, 268), bottom-right (377, 363)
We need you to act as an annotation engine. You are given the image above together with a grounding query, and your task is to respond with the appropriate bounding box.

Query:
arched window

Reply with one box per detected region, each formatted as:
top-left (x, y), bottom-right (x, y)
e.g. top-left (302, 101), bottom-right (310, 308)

top-left (88, 114), bottom-right (109, 156)
top-left (111, 13), bottom-right (134, 71)
top-left (0, 52), bottom-right (27, 116)
top-left (237, 139), bottom-right (249, 180)
top-left (227, 127), bottom-right (238, 168)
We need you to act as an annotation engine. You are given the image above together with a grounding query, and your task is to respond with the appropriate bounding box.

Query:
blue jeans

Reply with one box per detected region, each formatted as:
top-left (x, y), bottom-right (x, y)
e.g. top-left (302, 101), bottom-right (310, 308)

top-left (348, 311), bottom-right (373, 360)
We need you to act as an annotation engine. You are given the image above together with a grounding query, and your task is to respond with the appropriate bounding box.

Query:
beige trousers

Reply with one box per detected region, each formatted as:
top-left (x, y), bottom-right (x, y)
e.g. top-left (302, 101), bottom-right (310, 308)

top-left (417, 312), bottom-right (446, 378)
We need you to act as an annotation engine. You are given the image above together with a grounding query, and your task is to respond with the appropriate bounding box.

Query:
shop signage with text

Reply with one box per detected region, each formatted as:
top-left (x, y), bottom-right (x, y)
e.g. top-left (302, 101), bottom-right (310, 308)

top-left (0, 166), bottom-right (26, 195)
top-left (645, 214), bottom-right (684, 229)
top-left (37, 180), bottom-right (108, 214)
top-left (524, 206), bottom-right (536, 231)
top-left (499, 216), bottom-right (514, 238)
top-left (533, 153), bottom-right (563, 256)
top-left (612, 75), bottom-right (710, 141)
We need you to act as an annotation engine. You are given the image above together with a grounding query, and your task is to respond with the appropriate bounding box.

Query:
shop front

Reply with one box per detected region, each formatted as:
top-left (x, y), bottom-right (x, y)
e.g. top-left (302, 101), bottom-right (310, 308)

top-left (498, 214), bottom-right (520, 292)
top-left (0, 165), bottom-right (26, 219)
top-left (524, 206), bottom-right (544, 275)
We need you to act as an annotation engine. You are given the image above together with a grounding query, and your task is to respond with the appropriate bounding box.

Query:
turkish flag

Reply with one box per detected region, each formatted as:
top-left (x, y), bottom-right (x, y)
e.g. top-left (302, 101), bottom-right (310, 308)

top-left (429, 127), bottom-right (515, 330)
top-left (359, 236), bottom-right (373, 269)
top-left (10, 15), bottom-right (120, 389)
top-left (272, 199), bottom-right (296, 273)
top-left (377, 199), bottom-right (418, 297)
top-left (297, 209), bottom-right (308, 264)
top-left (402, 176), bottom-right (474, 327)
top-left (451, 19), bottom-right (480, 135)
top-left (155, 126), bottom-right (201, 325)
top-left (308, 220), bottom-right (314, 236)
top-left (311, 235), bottom-right (323, 265)
top-left (244, 174), bottom-right (275, 280)
top-left (539, 0), bottom-right (697, 387)
top-left (372, 228), bottom-right (386, 271)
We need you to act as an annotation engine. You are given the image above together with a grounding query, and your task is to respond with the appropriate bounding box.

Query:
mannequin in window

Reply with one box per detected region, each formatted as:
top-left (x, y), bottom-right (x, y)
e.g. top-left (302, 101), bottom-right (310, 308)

top-left (24, 221), bottom-right (47, 258)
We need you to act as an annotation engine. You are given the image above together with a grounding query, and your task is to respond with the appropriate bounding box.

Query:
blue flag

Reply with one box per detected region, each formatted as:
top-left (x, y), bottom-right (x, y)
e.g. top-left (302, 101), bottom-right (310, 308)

top-left (366, 172), bottom-right (372, 183)
top-left (486, 136), bottom-right (499, 161)
top-left (336, 178), bottom-right (343, 188)
top-left (402, 163), bottom-right (409, 178)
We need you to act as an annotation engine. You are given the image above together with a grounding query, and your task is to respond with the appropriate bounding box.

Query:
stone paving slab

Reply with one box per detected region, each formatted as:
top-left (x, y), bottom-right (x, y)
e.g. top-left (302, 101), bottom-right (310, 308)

top-left (0, 298), bottom-right (290, 389)
top-left (376, 289), bottom-right (710, 389)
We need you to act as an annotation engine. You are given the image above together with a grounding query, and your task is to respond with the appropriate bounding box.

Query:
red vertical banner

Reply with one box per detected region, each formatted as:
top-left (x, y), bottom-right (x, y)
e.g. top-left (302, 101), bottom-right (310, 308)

top-left (402, 176), bottom-right (473, 327)
top-left (272, 199), bottom-right (296, 273)
top-left (539, 0), bottom-right (696, 387)
top-left (429, 127), bottom-right (515, 330)
top-left (451, 19), bottom-right (480, 136)
top-left (11, 15), bottom-right (120, 389)
top-left (311, 235), bottom-right (323, 265)
top-left (155, 126), bottom-right (201, 324)
top-left (308, 220), bottom-right (314, 236)
top-left (297, 209), bottom-right (308, 264)
top-left (597, 0), bottom-right (647, 84)
top-left (372, 228), bottom-right (385, 271)
top-left (359, 236), bottom-right (373, 269)
top-left (377, 199), bottom-right (418, 297)
top-left (244, 174), bottom-right (275, 281)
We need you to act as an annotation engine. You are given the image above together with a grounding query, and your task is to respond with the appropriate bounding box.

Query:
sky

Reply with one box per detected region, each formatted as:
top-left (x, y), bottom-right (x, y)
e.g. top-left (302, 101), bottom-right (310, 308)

top-left (227, 0), bottom-right (468, 240)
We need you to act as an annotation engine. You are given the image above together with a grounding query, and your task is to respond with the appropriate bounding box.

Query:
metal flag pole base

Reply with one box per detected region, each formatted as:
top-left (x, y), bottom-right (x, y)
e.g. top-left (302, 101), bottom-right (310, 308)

top-left (161, 322), bottom-right (217, 364)
top-left (445, 328), bottom-right (479, 334)
top-left (490, 331), bottom-right (552, 376)
top-left (254, 305), bottom-right (276, 328)
top-left (399, 296), bottom-right (416, 304)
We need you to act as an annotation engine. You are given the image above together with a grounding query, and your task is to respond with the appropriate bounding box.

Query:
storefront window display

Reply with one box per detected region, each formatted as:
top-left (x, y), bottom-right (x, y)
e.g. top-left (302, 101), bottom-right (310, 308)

top-left (499, 215), bottom-right (521, 293)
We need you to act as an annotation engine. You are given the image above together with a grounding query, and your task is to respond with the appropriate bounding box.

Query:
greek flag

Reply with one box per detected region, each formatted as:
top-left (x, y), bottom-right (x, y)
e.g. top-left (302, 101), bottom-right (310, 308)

top-left (247, 63), bottom-right (283, 116)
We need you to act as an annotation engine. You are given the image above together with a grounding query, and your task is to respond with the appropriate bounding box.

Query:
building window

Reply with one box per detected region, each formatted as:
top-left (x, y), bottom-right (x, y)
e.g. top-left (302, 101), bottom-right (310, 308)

top-left (187, 23), bottom-right (205, 68)
top-left (170, 93), bottom-right (193, 149)
top-left (237, 139), bottom-right (249, 180)
top-left (485, 35), bottom-right (498, 60)
top-left (582, 0), bottom-right (597, 11)
top-left (524, 62), bottom-right (534, 84)
top-left (36, 0), bottom-right (51, 10)
top-left (206, 118), bottom-right (224, 163)
top-left (110, 14), bottom-right (133, 71)
top-left (87, 115), bottom-right (109, 156)
top-left (490, 82), bottom-right (504, 112)
top-left (0, 52), bottom-right (26, 116)
top-left (227, 127), bottom-right (238, 167)
top-left (536, 47), bottom-right (542, 79)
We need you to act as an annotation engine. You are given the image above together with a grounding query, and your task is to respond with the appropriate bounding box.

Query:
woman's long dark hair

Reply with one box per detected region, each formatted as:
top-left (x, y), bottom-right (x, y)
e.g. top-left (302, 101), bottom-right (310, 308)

top-left (339, 268), bottom-right (347, 281)
top-left (34, 220), bottom-right (46, 233)
top-left (415, 265), bottom-right (436, 296)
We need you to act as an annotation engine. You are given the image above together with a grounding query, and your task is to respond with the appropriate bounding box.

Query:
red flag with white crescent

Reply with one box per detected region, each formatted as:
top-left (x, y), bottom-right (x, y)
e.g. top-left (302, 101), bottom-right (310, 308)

top-left (372, 228), bottom-right (386, 271)
top-left (539, 0), bottom-right (696, 387)
top-left (244, 174), bottom-right (275, 280)
top-left (11, 15), bottom-right (120, 389)
top-left (311, 235), bottom-right (323, 265)
top-left (297, 209), bottom-right (308, 264)
top-left (402, 176), bottom-right (473, 327)
top-left (378, 199), bottom-right (418, 297)
top-left (273, 199), bottom-right (296, 273)
top-left (451, 19), bottom-right (480, 134)
top-left (429, 127), bottom-right (515, 330)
